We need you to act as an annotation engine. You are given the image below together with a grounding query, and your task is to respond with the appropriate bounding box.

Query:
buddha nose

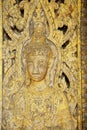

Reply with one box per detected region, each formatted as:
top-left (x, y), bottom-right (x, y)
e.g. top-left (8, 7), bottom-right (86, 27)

top-left (33, 63), bottom-right (39, 73)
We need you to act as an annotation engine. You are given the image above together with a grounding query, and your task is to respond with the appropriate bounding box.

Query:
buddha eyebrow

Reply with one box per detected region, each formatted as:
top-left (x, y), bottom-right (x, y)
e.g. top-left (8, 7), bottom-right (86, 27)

top-left (28, 60), bottom-right (33, 62)
top-left (39, 60), bottom-right (44, 62)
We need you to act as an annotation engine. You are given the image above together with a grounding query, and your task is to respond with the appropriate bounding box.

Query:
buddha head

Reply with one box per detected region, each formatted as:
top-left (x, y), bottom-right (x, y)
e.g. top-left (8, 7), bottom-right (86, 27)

top-left (22, 22), bottom-right (58, 86)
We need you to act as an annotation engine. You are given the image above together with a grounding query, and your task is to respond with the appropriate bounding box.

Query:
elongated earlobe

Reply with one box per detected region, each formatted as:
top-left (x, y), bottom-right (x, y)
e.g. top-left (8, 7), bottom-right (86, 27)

top-left (25, 69), bottom-right (30, 87)
top-left (49, 56), bottom-right (58, 87)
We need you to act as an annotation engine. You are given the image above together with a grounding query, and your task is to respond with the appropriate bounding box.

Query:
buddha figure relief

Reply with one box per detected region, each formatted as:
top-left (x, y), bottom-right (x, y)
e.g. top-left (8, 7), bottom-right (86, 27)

top-left (1, 22), bottom-right (76, 130)
top-left (2, 1), bottom-right (80, 129)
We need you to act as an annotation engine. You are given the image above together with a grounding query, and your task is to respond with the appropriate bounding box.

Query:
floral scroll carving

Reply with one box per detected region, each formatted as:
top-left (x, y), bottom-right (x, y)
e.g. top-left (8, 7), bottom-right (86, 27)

top-left (2, 0), bottom-right (79, 130)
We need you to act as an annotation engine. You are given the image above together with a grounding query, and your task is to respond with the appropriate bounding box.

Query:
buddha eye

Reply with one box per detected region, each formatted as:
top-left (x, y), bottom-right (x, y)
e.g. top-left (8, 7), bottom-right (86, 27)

top-left (28, 61), bottom-right (33, 65)
top-left (39, 60), bottom-right (43, 63)
top-left (39, 60), bottom-right (46, 63)
top-left (39, 62), bottom-right (47, 68)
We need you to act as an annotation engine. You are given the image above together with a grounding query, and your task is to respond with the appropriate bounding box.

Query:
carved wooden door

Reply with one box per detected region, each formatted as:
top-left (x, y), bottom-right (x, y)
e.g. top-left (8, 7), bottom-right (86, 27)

top-left (0, 0), bottom-right (82, 130)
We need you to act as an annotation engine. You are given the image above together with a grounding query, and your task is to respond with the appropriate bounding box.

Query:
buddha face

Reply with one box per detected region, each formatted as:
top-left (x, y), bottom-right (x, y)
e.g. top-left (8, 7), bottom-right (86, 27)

top-left (27, 55), bottom-right (49, 82)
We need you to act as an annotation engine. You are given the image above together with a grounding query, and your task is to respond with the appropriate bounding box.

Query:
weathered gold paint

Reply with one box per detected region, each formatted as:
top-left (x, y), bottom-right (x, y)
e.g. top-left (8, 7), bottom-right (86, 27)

top-left (0, 0), bottom-right (2, 129)
top-left (0, 0), bottom-right (82, 129)
top-left (78, 0), bottom-right (82, 130)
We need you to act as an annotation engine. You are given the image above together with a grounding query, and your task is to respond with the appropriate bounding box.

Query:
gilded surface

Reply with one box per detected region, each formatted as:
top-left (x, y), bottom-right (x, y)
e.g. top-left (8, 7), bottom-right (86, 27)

top-left (1, 0), bottom-right (81, 129)
top-left (0, 0), bottom-right (2, 129)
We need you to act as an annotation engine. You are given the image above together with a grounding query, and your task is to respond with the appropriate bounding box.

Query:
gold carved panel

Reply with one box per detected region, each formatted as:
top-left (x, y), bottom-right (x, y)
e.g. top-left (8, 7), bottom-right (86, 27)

top-left (0, 0), bottom-right (82, 129)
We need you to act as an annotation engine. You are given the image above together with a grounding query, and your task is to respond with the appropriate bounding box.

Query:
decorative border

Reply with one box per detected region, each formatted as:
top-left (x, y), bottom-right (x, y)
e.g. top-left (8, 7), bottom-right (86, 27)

top-left (0, 0), bottom-right (2, 130)
top-left (81, 0), bottom-right (87, 130)
top-left (78, 1), bottom-right (82, 130)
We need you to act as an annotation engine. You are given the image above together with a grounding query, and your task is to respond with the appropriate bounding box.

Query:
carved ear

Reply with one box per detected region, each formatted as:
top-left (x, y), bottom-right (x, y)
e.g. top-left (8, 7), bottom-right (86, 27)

top-left (25, 69), bottom-right (31, 87)
top-left (49, 56), bottom-right (58, 87)
top-left (47, 40), bottom-right (58, 87)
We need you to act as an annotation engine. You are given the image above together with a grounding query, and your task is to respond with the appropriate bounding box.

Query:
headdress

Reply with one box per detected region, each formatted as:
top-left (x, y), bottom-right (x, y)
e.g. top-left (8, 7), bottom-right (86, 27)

top-left (24, 22), bottom-right (52, 59)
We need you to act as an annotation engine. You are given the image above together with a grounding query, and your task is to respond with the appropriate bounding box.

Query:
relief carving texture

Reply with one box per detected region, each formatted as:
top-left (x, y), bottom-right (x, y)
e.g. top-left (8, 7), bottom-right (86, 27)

top-left (2, 0), bottom-right (80, 129)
